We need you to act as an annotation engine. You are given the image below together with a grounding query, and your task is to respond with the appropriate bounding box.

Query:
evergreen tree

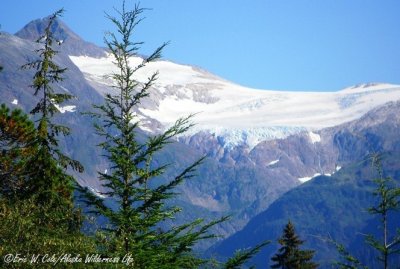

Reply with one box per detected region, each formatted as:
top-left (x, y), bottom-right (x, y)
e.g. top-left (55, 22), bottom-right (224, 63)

top-left (0, 10), bottom-right (98, 268)
top-left (271, 220), bottom-right (318, 269)
top-left (332, 153), bottom-right (400, 269)
top-left (0, 10), bottom-right (100, 267)
top-left (22, 9), bottom-right (83, 207)
top-left (0, 196), bottom-right (98, 269)
top-left (0, 104), bottom-right (37, 198)
top-left (365, 153), bottom-right (400, 269)
top-left (0, 103), bottom-right (97, 268)
top-left (79, 2), bottom-right (226, 268)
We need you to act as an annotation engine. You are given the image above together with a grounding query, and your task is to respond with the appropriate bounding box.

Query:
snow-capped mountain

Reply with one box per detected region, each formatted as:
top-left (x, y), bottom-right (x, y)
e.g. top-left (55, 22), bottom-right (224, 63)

top-left (2, 16), bottom-right (400, 252)
top-left (15, 14), bottom-right (400, 151)
top-left (70, 54), bottom-right (400, 149)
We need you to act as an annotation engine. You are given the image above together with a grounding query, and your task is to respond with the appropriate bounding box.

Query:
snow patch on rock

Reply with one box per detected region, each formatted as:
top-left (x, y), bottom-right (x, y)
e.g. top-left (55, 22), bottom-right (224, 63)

top-left (89, 187), bottom-right (106, 199)
top-left (54, 104), bottom-right (76, 113)
top-left (298, 173), bottom-right (323, 183)
top-left (309, 132), bottom-right (321, 144)
top-left (267, 159), bottom-right (280, 166)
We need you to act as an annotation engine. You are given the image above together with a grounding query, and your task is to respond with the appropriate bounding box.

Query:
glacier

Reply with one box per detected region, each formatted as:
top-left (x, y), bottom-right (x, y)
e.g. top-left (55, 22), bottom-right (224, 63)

top-left (69, 54), bottom-right (400, 149)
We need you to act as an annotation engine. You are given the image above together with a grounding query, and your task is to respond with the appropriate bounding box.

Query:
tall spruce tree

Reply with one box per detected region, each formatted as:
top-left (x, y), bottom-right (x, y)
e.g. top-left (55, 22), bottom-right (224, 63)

top-left (22, 9), bottom-right (83, 208)
top-left (271, 220), bottom-right (318, 269)
top-left (79, 2), bottom-right (227, 268)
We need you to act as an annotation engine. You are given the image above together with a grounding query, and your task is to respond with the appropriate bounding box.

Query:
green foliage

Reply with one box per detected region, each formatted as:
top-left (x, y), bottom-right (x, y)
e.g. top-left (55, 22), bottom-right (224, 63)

top-left (0, 197), bottom-right (98, 269)
top-left (270, 220), bottom-right (318, 269)
top-left (21, 9), bottom-right (83, 206)
top-left (331, 240), bottom-right (368, 269)
top-left (224, 241), bottom-right (270, 269)
top-left (0, 10), bottom-right (94, 268)
top-left (22, 9), bottom-right (71, 118)
top-left (79, 2), bottom-right (228, 268)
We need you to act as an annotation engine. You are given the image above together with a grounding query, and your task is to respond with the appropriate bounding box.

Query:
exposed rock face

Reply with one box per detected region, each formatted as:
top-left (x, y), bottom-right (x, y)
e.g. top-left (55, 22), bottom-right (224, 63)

top-left (210, 102), bottom-right (400, 267)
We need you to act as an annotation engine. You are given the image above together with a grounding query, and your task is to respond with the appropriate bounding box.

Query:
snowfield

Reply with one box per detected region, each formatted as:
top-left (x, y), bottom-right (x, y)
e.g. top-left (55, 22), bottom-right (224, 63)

top-left (70, 55), bottom-right (400, 148)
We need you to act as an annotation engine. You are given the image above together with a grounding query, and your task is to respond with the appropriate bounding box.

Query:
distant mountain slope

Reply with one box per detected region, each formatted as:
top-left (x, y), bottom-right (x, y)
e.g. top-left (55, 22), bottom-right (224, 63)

top-left (210, 155), bottom-right (400, 268)
top-left (209, 102), bottom-right (400, 268)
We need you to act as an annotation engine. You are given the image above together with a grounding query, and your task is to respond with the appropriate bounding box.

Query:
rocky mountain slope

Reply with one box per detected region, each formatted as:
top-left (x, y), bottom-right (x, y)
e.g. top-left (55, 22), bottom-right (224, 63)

top-left (1, 16), bottom-right (400, 252)
top-left (210, 101), bottom-right (400, 267)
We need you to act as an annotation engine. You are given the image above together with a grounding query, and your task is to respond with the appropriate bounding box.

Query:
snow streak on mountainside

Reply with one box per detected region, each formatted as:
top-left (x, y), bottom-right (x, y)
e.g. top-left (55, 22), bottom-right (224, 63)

top-left (70, 54), bottom-right (400, 149)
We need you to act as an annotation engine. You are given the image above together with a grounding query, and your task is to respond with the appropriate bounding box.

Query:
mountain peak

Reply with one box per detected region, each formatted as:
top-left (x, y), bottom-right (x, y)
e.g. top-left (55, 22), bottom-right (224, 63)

top-left (15, 16), bottom-right (106, 58)
top-left (15, 16), bottom-right (78, 43)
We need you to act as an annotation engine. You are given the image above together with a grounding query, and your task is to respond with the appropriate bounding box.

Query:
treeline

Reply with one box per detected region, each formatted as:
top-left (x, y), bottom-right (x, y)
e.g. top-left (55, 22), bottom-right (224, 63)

top-left (0, 2), bottom-right (399, 269)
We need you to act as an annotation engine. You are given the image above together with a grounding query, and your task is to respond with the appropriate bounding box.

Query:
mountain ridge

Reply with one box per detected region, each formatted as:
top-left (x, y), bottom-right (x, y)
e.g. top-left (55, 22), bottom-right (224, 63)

top-left (2, 17), bottom-right (400, 254)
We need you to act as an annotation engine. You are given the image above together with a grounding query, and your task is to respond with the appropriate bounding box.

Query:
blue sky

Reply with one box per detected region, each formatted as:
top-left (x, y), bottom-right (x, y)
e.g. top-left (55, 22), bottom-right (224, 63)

top-left (1, 0), bottom-right (400, 91)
